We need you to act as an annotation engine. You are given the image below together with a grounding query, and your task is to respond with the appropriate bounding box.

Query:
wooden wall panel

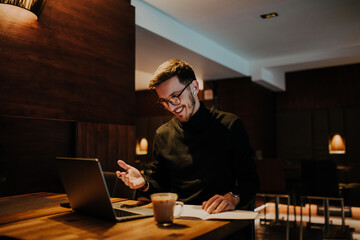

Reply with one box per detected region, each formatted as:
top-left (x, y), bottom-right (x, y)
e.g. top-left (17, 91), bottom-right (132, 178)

top-left (214, 77), bottom-right (276, 158)
top-left (278, 63), bottom-right (360, 111)
top-left (277, 64), bottom-right (360, 163)
top-left (135, 90), bottom-right (171, 118)
top-left (312, 110), bottom-right (329, 160)
top-left (277, 64), bottom-right (360, 204)
top-left (77, 122), bottom-right (136, 171)
top-left (276, 111), bottom-right (313, 160)
top-left (0, 0), bottom-right (135, 124)
top-left (0, 116), bottom-right (76, 196)
top-left (345, 108), bottom-right (360, 182)
top-left (0, 0), bottom-right (135, 196)
top-left (135, 115), bottom-right (172, 164)
top-left (346, 108), bottom-right (360, 161)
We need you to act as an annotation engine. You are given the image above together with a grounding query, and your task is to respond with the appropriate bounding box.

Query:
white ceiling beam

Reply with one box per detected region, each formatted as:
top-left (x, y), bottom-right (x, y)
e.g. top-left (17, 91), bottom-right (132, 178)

top-left (251, 65), bottom-right (286, 91)
top-left (251, 44), bottom-right (360, 91)
top-left (132, 0), bottom-right (360, 92)
top-left (131, 0), bottom-right (250, 76)
top-left (132, 0), bottom-right (288, 92)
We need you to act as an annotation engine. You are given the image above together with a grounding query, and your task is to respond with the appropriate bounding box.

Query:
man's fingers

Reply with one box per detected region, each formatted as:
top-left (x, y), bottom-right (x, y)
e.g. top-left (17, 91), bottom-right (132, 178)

top-left (203, 194), bottom-right (236, 214)
top-left (117, 160), bottom-right (131, 171)
top-left (208, 200), bottom-right (221, 214)
top-left (116, 161), bottom-right (144, 190)
top-left (116, 170), bottom-right (129, 185)
top-left (124, 178), bottom-right (129, 186)
top-left (214, 201), bottom-right (229, 214)
top-left (204, 195), bottom-right (222, 213)
top-left (203, 195), bottom-right (220, 211)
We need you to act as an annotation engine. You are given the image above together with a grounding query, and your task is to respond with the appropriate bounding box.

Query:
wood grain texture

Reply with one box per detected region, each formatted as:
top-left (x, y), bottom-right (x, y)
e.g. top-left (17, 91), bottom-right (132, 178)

top-left (77, 122), bottom-right (136, 171)
top-left (0, 192), bottom-right (69, 224)
top-left (276, 64), bottom-right (360, 204)
top-left (135, 90), bottom-right (171, 117)
top-left (0, 193), bottom-right (251, 240)
top-left (276, 110), bottom-right (313, 160)
top-left (278, 63), bottom-right (360, 111)
top-left (0, 0), bottom-right (135, 124)
top-left (0, 213), bottom-right (243, 240)
top-left (0, 116), bottom-right (76, 196)
top-left (0, 192), bottom-right (127, 225)
top-left (135, 115), bottom-right (172, 164)
top-left (276, 64), bottom-right (360, 161)
top-left (211, 77), bottom-right (276, 158)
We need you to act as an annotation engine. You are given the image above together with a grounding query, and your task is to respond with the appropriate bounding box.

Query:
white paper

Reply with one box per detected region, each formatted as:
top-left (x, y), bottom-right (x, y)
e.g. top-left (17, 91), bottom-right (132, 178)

top-left (179, 204), bottom-right (259, 220)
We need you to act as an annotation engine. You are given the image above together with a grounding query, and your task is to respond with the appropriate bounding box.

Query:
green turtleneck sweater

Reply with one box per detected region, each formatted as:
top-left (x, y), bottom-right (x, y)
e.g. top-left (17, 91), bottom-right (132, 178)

top-left (144, 103), bottom-right (259, 208)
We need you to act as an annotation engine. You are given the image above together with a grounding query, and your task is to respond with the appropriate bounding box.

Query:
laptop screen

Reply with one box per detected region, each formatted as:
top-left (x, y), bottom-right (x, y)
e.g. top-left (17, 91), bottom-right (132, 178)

top-left (56, 157), bottom-right (117, 221)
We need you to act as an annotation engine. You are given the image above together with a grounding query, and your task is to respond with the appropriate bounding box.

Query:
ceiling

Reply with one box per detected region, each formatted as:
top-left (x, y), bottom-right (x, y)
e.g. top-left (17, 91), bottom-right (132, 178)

top-left (133, 0), bottom-right (360, 91)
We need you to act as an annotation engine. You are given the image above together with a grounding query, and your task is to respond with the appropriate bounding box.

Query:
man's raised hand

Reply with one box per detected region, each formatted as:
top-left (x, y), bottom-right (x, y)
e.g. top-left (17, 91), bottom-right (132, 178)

top-left (116, 160), bottom-right (146, 189)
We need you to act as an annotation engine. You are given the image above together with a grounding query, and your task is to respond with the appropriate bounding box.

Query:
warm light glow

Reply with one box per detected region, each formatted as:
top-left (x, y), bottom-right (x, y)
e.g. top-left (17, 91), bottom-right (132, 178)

top-left (136, 138), bottom-right (148, 155)
top-left (329, 134), bottom-right (346, 154)
top-left (0, 3), bottom-right (38, 23)
top-left (139, 138), bottom-right (148, 152)
top-left (260, 12), bottom-right (279, 19)
top-left (203, 89), bottom-right (213, 100)
top-left (197, 79), bottom-right (204, 90)
top-left (0, 0), bottom-right (46, 19)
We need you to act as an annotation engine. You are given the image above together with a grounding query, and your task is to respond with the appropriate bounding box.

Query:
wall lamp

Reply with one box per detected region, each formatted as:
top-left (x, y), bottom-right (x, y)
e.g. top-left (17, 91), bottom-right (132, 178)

top-left (0, 0), bottom-right (46, 19)
top-left (136, 138), bottom-right (148, 155)
top-left (329, 133), bottom-right (346, 154)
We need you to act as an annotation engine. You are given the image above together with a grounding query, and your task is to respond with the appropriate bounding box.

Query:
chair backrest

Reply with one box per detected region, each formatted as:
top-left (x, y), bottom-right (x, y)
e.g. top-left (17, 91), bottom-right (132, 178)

top-left (256, 159), bottom-right (287, 194)
top-left (301, 160), bottom-right (339, 198)
top-left (103, 171), bottom-right (137, 200)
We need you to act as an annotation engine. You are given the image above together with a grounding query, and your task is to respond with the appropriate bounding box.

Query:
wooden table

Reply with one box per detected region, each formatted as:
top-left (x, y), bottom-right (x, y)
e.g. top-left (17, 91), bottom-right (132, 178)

top-left (0, 193), bottom-right (252, 239)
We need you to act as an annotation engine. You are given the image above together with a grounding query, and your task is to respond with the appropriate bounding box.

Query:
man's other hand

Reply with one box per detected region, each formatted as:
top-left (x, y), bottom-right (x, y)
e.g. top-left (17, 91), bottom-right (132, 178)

top-left (202, 193), bottom-right (239, 214)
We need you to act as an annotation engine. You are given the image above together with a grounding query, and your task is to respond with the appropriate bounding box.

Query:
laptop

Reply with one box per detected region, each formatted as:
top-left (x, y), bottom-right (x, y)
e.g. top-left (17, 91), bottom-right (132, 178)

top-left (56, 157), bottom-right (153, 222)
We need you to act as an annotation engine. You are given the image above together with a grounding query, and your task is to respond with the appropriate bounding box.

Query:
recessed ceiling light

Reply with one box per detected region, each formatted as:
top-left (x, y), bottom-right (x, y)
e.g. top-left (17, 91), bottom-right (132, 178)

top-left (260, 12), bottom-right (278, 19)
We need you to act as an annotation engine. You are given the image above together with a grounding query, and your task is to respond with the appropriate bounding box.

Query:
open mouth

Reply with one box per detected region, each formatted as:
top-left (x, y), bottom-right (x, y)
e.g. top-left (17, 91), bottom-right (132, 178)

top-left (174, 106), bottom-right (184, 114)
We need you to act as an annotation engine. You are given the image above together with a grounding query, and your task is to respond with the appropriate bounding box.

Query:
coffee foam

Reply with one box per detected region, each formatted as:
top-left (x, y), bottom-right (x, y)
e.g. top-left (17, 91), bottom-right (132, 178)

top-left (151, 195), bottom-right (177, 201)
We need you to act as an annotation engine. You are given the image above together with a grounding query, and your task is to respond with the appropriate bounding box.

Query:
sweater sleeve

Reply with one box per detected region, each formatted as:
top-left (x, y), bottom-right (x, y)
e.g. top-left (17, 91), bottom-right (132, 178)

top-left (140, 130), bottom-right (171, 198)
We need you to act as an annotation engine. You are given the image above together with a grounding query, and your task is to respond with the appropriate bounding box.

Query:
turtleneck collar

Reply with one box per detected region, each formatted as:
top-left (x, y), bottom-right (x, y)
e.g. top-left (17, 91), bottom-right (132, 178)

top-left (176, 102), bottom-right (212, 132)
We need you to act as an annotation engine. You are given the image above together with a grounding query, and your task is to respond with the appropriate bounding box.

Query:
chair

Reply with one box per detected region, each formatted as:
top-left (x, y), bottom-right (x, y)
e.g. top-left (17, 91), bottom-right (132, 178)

top-left (255, 159), bottom-right (293, 240)
top-left (103, 171), bottom-right (137, 200)
top-left (299, 160), bottom-right (347, 239)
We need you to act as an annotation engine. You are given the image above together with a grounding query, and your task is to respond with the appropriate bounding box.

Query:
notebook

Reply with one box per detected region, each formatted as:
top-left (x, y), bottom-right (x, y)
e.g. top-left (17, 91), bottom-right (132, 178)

top-left (56, 157), bottom-right (153, 222)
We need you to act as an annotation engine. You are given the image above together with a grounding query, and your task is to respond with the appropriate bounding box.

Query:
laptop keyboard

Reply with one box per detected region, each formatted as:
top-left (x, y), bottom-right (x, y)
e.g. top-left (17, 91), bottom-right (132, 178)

top-left (114, 208), bottom-right (139, 217)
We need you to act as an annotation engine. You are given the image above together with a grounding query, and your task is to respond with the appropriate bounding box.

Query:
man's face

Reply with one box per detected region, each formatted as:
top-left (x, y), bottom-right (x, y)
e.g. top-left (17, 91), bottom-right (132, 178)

top-left (155, 76), bottom-right (198, 122)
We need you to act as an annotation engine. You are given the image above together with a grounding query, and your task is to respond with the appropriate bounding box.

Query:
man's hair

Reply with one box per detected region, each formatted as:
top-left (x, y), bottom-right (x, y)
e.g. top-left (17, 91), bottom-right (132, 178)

top-left (149, 59), bottom-right (196, 88)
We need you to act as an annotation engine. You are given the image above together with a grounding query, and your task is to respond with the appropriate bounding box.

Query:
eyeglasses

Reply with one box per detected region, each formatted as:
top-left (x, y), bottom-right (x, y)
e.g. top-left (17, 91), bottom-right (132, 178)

top-left (157, 81), bottom-right (192, 109)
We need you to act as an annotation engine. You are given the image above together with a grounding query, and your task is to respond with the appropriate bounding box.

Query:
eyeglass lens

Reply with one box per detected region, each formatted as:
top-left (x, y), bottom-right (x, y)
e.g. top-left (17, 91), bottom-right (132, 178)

top-left (158, 81), bottom-right (192, 109)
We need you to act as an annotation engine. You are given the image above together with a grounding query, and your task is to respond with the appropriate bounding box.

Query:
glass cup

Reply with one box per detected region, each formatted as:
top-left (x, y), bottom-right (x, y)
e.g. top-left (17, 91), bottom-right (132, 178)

top-left (150, 193), bottom-right (184, 226)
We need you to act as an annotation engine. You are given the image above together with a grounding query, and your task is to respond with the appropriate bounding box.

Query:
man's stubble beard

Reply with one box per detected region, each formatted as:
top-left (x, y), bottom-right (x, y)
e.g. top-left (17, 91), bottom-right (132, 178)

top-left (183, 92), bottom-right (196, 122)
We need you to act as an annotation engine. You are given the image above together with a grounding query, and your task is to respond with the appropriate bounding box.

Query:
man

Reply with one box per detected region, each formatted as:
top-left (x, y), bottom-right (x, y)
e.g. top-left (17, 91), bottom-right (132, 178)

top-left (117, 59), bottom-right (259, 214)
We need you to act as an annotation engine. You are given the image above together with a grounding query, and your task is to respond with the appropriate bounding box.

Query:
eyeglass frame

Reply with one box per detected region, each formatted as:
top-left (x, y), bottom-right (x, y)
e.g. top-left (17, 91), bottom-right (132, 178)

top-left (157, 81), bottom-right (193, 109)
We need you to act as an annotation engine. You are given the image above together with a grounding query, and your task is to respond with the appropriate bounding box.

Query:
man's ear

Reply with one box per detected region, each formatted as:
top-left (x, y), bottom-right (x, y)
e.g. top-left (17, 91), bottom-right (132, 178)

top-left (192, 80), bottom-right (199, 94)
